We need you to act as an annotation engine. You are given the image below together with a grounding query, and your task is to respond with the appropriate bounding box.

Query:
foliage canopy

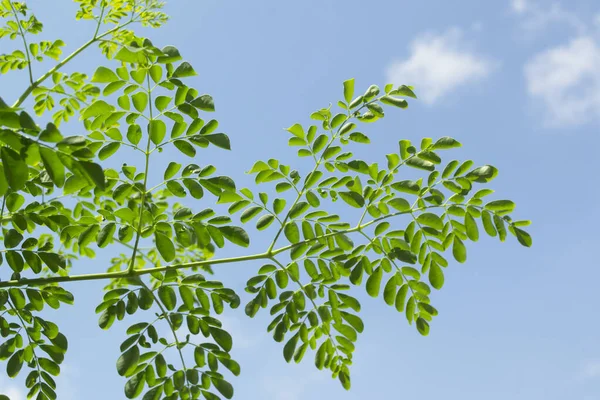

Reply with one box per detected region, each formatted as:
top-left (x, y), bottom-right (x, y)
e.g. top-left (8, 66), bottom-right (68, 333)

top-left (0, 1), bottom-right (531, 399)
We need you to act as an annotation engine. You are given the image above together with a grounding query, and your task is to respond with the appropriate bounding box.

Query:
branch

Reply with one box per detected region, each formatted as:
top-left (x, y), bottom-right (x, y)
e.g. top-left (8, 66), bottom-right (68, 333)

top-left (11, 20), bottom-right (134, 108)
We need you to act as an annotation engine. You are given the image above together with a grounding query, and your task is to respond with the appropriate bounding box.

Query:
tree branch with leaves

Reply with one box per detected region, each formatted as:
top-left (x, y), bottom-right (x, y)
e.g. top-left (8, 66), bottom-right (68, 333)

top-left (0, 1), bottom-right (531, 399)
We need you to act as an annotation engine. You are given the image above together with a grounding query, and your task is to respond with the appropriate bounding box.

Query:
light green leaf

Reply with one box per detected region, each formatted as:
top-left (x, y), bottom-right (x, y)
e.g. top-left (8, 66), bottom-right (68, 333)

top-left (339, 191), bottom-right (364, 208)
top-left (416, 213), bottom-right (444, 230)
top-left (366, 267), bottom-right (383, 297)
top-left (164, 162), bottom-right (181, 180)
top-left (465, 212), bottom-right (479, 241)
top-left (92, 66), bottom-right (119, 83)
top-left (131, 92), bottom-right (148, 113)
top-left (155, 232), bottom-right (175, 262)
top-left (452, 236), bottom-right (467, 263)
top-left (284, 222), bottom-right (300, 243)
top-left (220, 226), bottom-right (250, 247)
top-left (343, 79), bottom-right (355, 103)
top-left (429, 262), bottom-right (444, 289)
top-left (149, 120), bottom-right (166, 145)
top-left (388, 197), bottom-right (411, 212)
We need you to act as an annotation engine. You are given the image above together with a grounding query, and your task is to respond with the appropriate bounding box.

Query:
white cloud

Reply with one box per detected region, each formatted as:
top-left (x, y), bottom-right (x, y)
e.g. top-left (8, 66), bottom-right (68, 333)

top-left (524, 36), bottom-right (600, 126)
top-left (511, 0), bottom-right (587, 34)
top-left (0, 376), bottom-right (25, 400)
top-left (385, 28), bottom-right (495, 104)
top-left (511, 0), bottom-right (529, 14)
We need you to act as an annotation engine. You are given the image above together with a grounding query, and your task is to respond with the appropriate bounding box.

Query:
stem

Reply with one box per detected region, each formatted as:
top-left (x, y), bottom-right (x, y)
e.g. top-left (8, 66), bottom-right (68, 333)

top-left (9, 2), bottom-right (34, 84)
top-left (127, 75), bottom-right (155, 274)
top-left (94, 4), bottom-right (106, 39)
top-left (11, 20), bottom-right (133, 108)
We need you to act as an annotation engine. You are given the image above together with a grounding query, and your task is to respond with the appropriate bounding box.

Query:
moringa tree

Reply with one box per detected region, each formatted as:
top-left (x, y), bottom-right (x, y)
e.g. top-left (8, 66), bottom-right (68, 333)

top-left (0, 1), bottom-right (531, 399)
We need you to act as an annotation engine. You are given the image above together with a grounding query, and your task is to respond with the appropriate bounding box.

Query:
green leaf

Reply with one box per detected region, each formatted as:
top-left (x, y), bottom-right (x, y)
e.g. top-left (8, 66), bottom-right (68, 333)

top-left (219, 226), bottom-right (250, 247)
top-left (149, 120), bottom-right (166, 145)
top-left (92, 66), bottom-right (119, 83)
top-left (514, 227), bottom-right (532, 247)
top-left (212, 378), bottom-right (234, 399)
top-left (256, 215), bottom-right (274, 230)
top-left (339, 191), bottom-right (364, 208)
top-left (429, 262), bottom-right (444, 289)
top-left (380, 95), bottom-right (408, 108)
top-left (286, 123), bottom-right (304, 139)
top-left (1, 147), bottom-right (28, 190)
top-left (383, 277), bottom-right (397, 305)
top-left (284, 222), bottom-right (300, 243)
top-left (39, 147), bottom-right (65, 187)
top-left (452, 236), bottom-right (467, 263)
top-left (164, 162), bottom-right (181, 180)
top-left (481, 211), bottom-right (497, 237)
top-left (485, 200), bottom-right (516, 213)
top-left (395, 285), bottom-right (409, 312)
top-left (158, 286), bottom-right (177, 311)
top-left (289, 202), bottom-right (310, 218)
top-left (390, 249), bottom-right (417, 264)
top-left (155, 232), bottom-right (175, 262)
top-left (97, 223), bottom-right (116, 248)
top-left (466, 165), bottom-right (498, 183)
top-left (366, 267), bottom-right (383, 297)
top-left (343, 79), bottom-right (355, 103)
top-left (205, 133), bottom-right (231, 150)
top-left (284, 334), bottom-right (299, 363)
top-left (388, 197), bottom-right (411, 212)
top-left (174, 140), bottom-right (196, 157)
top-left (5, 193), bottom-right (23, 212)
top-left (416, 317), bottom-right (430, 336)
top-left (210, 327), bottom-right (233, 351)
top-left (391, 180), bottom-right (420, 195)
top-left (4, 229), bottom-right (23, 248)
top-left (432, 136), bottom-right (461, 150)
top-left (190, 95), bottom-right (215, 111)
top-left (131, 92), bottom-right (148, 113)
top-left (406, 158), bottom-right (435, 171)
top-left (124, 372), bottom-right (145, 399)
top-left (465, 212), bottom-right (479, 241)
top-left (6, 351), bottom-right (23, 377)
top-left (79, 161), bottom-right (106, 190)
top-left (416, 213), bottom-right (444, 230)
top-left (117, 345), bottom-right (140, 377)
top-left (99, 142), bottom-right (120, 160)
top-left (173, 61), bottom-right (197, 78)
top-left (241, 206), bottom-right (262, 223)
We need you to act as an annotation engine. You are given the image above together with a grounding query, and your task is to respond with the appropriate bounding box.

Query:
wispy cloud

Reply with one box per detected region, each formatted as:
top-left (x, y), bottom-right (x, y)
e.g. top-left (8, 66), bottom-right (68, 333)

top-left (385, 28), bottom-right (495, 104)
top-left (0, 376), bottom-right (25, 400)
top-left (524, 36), bottom-right (600, 126)
top-left (510, 0), bottom-right (587, 34)
top-left (514, 1), bottom-right (600, 126)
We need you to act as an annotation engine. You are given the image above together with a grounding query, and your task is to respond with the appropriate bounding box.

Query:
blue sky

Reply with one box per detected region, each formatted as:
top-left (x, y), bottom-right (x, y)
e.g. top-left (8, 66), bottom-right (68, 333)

top-left (2, 0), bottom-right (600, 399)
